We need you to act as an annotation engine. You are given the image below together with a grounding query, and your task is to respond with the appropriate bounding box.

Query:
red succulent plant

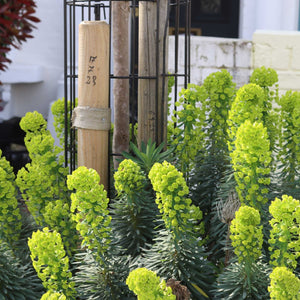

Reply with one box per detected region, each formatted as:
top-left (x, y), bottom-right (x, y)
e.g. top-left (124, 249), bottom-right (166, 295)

top-left (0, 0), bottom-right (40, 71)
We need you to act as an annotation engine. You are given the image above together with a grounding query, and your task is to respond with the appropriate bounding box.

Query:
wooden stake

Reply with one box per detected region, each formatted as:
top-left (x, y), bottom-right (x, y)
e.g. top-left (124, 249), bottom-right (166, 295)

top-left (138, 0), bottom-right (169, 146)
top-left (112, 2), bottom-right (130, 169)
top-left (77, 21), bottom-right (110, 190)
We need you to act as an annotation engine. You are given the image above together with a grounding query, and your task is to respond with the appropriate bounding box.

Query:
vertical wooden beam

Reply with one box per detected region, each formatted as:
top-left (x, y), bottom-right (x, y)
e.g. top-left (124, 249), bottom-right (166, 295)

top-left (138, 0), bottom-right (169, 146)
top-left (77, 21), bottom-right (110, 190)
top-left (112, 1), bottom-right (130, 169)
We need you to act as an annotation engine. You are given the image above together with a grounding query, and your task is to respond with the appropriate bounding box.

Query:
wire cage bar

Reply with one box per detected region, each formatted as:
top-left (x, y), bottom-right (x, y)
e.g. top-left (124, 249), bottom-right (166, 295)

top-left (64, 0), bottom-right (191, 172)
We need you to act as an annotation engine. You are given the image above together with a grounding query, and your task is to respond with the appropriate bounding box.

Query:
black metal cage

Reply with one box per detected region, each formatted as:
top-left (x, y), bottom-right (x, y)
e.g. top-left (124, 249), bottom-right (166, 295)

top-left (64, 0), bottom-right (191, 172)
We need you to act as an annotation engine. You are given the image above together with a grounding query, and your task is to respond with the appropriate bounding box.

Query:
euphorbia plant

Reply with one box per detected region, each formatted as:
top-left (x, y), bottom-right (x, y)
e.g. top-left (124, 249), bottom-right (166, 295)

top-left (250, 66), bottom-right (278, 103)
top-left (276, 91), bottom-right (300, 197)
top-left (67, 166), bottom-right (111, 262)
top-left (230, 206), bottom-right (263, 265)
top-left (268, 195), bottom-right (300, 270)
top-left (231, 121), bottom-right (271, 210)
top-left (112, 158), bottom-right (158, 257)
top-left (228, 68), bottom-right (279, 156)
top-left (43, 199), bottom-right (78, 257)
top-left (114, 158), bottom-right (146, 199)
top-left (249, 66), bottom-right (279, 154)
top-left (0, 149), bottom-right (22, 247)
top-left (145, 161), bottom-right (213, 299)
top-left (214, 205), bottom-right (270, 299)
top-left (250, 66), bottom-right (278, 89)
top-left (200, 69), bottom-right (236, 156)
top-left (227, 83), bottom-right (265, 150)
top-left (67, 166), bottom-right (133, 299)
top-left (186, 70), bottom-right (236, 264)
top-left (149, 161), bottom-right (203, 235)
top-left (16, 111), bottom-right (69, 226)
top-left (168, 83), bottom-right (206, 175)
top-left (51, 97), bottom-right (78, 151)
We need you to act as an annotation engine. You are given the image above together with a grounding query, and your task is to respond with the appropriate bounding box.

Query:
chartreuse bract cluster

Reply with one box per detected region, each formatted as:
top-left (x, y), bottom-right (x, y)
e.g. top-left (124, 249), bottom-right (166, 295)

top-left (149, 161), bottom-right (203, 235)
top-left (126, 268), bottom-right (175, 300)
top-left (67, 166), bottom-right (111, 262)
top-left (0, 150), bottom-right (22, 246)
top-left (112, 158), bottom-right (158, 258)
top-left (28, 227), bottom-right (76, 298)
top-left (16, 111), bottom-right (69, 226)
top-left (231, 120), bottom-right (271, 209)
top-left (268, 195), bottom-right (300, 270)
top-left (268, 267), bottom-right (300, 300)
top-left (230, 205), bottom-right (263, 264)
top-left (114, 158), bottom-right (146, 197)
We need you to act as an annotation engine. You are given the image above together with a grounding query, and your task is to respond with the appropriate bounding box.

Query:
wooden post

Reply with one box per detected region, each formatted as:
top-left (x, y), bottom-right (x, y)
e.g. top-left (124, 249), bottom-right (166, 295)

top-left (138, 0), bottom-right (169, 146)
top-left (112, 2), bottom-right (130, 169)
top-left (75, 21), bottom-right (110, 190)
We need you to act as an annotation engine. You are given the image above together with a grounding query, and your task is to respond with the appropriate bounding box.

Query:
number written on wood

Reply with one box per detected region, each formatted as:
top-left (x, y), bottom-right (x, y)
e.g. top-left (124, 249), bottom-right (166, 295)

top-left (86, 75), bottom-right (97, 85)
top-left (85, 56), bottom-right (98, 86)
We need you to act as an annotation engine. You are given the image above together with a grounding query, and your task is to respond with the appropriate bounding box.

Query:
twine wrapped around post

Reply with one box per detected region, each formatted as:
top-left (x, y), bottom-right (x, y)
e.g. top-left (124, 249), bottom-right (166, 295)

top-left (75, 21), bottom-right (110, 190)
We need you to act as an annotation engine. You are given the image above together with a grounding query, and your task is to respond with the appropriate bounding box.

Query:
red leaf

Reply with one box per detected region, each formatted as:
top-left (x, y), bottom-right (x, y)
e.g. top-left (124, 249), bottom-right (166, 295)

top-left (0, 18), bottom-right (13, 26)
top-left (0, 4), bottom-right (10, 14)
top-left (25, 16), bottom-right (40, 23)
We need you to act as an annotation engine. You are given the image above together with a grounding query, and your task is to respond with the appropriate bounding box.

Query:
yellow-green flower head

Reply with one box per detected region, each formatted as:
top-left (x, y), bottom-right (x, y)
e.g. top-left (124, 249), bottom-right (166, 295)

top-left (230, 206), bottom-right (263, 263)
top-left (44, 200), bottom-right (78, 257)
top-left (250, 66), bottom-right (278, 88)
top-left (51, 98), bottom-right (65, 117)
top-left (114, 159), bottom-right (145, 195)
top-left (67, 166), bottom-right (111, 261)
top-left (278, 90), bottom-right (300, 114)
top-left (203, 69), bottom-right (236, 103)
top-left (228, 83), bottom-right (265, 141)
top-left (268, 267), bottom-right (300, 300)
top-left (126, 268), bottom-right (175, 300)
top-left (19, 111), bottom-right (47, 133)
top-left (169, 84), bottom-right (207, 173)
top-left (26, 133), bottom-right (55, 157)
top-left (269, 195), bottom-right (300, 220)
top-left (268, 195), bottom-right (300, 269)
top-left (231, 121), bottom-right (271, 207)
top-left (0, 150), bottom-right (14, 180)
top-left (233, 121), bottom-right (270, 163)
top-left (149, 161), bottom-right (203, 234)
top-left (16, 161), bottom-right (66, 226)
top-left (28, 228), bottom-right (75, 298)
top-left (67, 165), bottom-right (100, 191)
top-left (292, 96), bottom-right (300, 129)
top-left (0, 166), bottom-right (22, 244)
top-left (41, 291), bottom-right (67, 300)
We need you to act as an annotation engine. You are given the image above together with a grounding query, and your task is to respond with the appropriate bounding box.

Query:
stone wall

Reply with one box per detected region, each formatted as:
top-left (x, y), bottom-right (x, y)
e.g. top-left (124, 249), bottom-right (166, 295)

top-left (252, 30), bottom-right (300, 93)
top-left (168, 35), bottom-right (253, 90)
top-left (169, 30), bottom-right (300, 95)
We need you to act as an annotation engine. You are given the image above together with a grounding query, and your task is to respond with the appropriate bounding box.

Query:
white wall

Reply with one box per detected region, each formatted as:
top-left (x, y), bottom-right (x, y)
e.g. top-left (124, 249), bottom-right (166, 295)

top-left (252, 30), bottom-right (300, 93)
top-left (169, 36), bottom-right (252, 88)
top-left (0, 0), bottom-right (64, 119)
top-left (239, 0), bottom-right (300, 39)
